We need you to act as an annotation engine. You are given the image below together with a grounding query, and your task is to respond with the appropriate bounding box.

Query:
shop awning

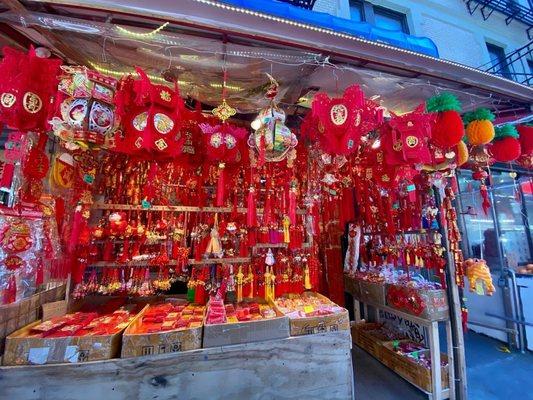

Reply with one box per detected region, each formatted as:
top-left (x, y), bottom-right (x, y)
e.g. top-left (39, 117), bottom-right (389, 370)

top-left (0, 0), bottom-right (531, 116)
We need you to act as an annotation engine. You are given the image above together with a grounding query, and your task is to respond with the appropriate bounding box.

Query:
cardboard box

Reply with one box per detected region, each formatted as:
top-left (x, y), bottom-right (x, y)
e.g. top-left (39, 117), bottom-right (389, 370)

top-left (275, 292), bottom-right (350, 336)
top-left (121, 300), bottom-right (203, 358)
top-left (3, 300), bottom-right (141, 365)
top-left (202, 298), bottom-right (290, 348)
top-left (381, 341), bottom-right (449, 392)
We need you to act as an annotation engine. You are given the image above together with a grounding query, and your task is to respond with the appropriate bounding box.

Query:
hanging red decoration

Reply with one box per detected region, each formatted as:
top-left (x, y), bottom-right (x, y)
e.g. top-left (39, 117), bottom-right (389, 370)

top-left (0, 46), bottom-right (61, 131)
top-left (489, 125), bottom-right (521, 163)
top-left (114, 67), bottom-right (185, 159)
top-left (387, 104), bottom-right (434, 164)
top-left (517, 124), bottom-right (533, 155)
top-left (426, 92), bottom-right (464, 148)
top-left (312, 85), bottom-right (383, 155)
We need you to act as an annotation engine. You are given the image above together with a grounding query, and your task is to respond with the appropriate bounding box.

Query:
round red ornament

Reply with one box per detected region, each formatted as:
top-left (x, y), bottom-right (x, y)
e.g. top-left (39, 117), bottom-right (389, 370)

top-left (4, 255), bottom-right (25, 271)
top-left (490, 137), bottom-right (522, 162)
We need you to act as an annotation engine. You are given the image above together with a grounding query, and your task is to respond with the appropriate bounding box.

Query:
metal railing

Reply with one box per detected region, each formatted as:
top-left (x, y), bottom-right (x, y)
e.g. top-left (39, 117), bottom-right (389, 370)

top-left (477, 40), bottom-right (533, 86)
top-left (464, 0), bottom-right (533, 38)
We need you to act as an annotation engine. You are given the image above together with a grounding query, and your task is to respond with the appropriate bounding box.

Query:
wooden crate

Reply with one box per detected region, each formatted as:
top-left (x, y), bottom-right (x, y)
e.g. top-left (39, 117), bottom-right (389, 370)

top-left (351, 323), bottom-right (386, 359)
top-left (344, 275), bottom-right (361, 300)
top-left (358, 281), bottom-right (386, 305)
top-left (3, 300), bottom-right (141, 365)
top-left (381, 341), bottom-right (449, 393)
top-left (0, 283), bottom-right (66, 355)
top-left (203, 298), bottom-right (290, 348)
top-left (121, 301), bottom-right (203, 358)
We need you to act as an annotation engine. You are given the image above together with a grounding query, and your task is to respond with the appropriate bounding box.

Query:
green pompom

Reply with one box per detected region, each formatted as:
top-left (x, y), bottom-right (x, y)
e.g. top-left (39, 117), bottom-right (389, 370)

top-left (426, 92), bottom-right (462, 113)
top-left (494, 124), bottom-right (519, 140)
top-left (463, 108), bottom-right (495, 125)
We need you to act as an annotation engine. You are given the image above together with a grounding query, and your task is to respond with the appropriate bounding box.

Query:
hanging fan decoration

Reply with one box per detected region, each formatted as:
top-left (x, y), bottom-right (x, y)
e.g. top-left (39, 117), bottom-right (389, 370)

top-left (312, 84), bottom-right (383, 155)
top-left (489, 124), bottom-right (521, 162)
top-left (463, 108), bottom-right (495, 146)
top-left (0, 46), bottom-right (62, 131)
top-left (248, 74), bottom-right (298, 167)
top-left (49, 66), bottom-right (119, 150)
top-left (455, 140), bottom-right (469, 167)
top-left (426, 92), bottom-right (464, 148)
top-left (113, 67), bottom-right (185, 159)
top-left (199, 67), bottom-right (247, 206)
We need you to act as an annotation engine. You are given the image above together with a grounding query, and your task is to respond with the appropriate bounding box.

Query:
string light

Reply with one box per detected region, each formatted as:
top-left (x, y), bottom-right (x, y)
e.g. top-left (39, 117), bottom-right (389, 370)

top-left (88, 62), bottom-right (190, 86)
top-left (116, 22), bottom-right (170, 38)
top-left (210, 82), bottom-right (242, 91)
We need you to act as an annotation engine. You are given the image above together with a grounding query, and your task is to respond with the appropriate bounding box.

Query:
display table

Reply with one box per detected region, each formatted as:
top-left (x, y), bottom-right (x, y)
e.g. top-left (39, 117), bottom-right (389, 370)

top-left (345, 274), bottom-right (454, 400)
top-left (0, 331), bottom-right (354, 400)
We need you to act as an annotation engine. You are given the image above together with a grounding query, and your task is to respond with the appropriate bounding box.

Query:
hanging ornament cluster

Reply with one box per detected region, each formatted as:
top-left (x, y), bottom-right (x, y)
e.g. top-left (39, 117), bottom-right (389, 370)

top-left (50, 66), bottom-right (119, 150)
top-left (248, 74), bottom-right (298, 167)
top-left (490, 124), bottom-right (521, 162)
top-left (426, 92), bottom-right (464, 148)
top-left (311, 84), bottom-right (383, 155)
top-left (113, 67), bottom-right (185, 158)
top-left (0, 46), bottom-right (62, 131)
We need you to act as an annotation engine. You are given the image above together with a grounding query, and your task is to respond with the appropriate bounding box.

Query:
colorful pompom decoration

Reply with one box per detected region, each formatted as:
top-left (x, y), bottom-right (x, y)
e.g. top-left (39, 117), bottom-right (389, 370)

top-left (517, 124), bottom-right (533, 155)
top-left (426, 93), bottom-right (464, 148)
top-left (463, 108), bottom-right (495, 145)
top-left (489, 125), bottom-right (521, 162)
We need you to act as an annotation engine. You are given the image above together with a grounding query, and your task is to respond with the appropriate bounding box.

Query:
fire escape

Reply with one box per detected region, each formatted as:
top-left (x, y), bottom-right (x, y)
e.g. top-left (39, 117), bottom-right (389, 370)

top-left (465, 1), bottom-right (533, 86)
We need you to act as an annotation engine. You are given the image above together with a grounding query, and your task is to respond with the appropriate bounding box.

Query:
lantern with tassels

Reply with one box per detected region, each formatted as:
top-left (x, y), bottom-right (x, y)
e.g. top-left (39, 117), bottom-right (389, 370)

top-left (489, 124), bottom-right (522, 162)
top-left (426, 92), bottom-right (464, 148)
top-left (248, 74), bottom-right (298, 167)
top-left (49, 66), bottom-right (119, 150)
top-left (0, 46), bottom-right (62, 131)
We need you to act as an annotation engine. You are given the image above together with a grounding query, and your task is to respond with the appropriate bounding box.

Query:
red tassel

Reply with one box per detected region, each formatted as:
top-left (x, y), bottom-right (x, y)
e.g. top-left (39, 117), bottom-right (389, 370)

top-left (288, 187), bottom-right (297, 225)
top-left (216, 163), bottom-right (225, 207)
top-left (247, 187), bottom-right (257, 227)
top-left (480, 184), bottom-right (491, 215)
top-left (258, 134), bottom-right (266, 167)
top-left (3, 275), bottom-right (16, 304)
top-left (68, 204), bottom-right (83, 254)
top-left (35, 260), bottom-right (44, 286)
top-left (263, 194), bottom-right (273, 225)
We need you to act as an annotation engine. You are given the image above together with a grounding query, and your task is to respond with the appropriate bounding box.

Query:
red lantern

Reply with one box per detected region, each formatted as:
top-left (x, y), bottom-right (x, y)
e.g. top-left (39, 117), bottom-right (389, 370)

top-left (489, 137), bottom-right (522, 162)
top-left (0, 46), bottom-right (62, 131)
top-left (426, 93), bottom-right (464, 148)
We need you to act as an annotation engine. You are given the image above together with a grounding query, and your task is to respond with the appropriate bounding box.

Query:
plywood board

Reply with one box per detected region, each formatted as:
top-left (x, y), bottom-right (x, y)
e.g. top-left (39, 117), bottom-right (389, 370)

top-left (0, 331), bottom-right (355, 400)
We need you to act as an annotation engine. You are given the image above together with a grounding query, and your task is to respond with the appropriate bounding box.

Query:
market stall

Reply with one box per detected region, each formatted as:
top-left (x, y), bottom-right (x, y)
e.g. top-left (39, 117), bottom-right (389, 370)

top-left (0, 2), bottom-right (531, 400)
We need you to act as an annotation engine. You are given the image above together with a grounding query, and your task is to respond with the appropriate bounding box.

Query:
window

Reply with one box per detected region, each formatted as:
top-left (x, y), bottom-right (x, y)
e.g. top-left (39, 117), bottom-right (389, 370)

top-left (486, 43), bottom-right (511, 78)
top-left (349, 1), bottom-right (364, 22)
top-left (373, 6), bottom-right (409, 33)
top-left (348, 1), bottom-right (409, 33)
